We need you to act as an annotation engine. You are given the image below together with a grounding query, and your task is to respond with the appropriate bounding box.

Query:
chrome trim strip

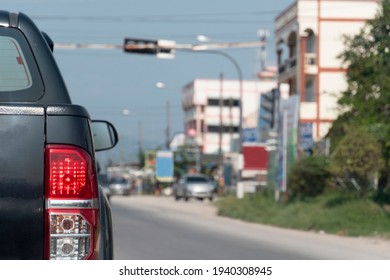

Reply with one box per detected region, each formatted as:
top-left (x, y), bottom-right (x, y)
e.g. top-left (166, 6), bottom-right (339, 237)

top-left (50, 233), bottom-right (90, 238)
top-left (46, 199), bottom-right (98, 209)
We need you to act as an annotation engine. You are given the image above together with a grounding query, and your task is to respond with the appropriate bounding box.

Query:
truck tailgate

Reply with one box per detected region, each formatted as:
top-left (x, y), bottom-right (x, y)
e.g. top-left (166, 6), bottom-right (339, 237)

top-left (0, 106), bottom-right (45, 259)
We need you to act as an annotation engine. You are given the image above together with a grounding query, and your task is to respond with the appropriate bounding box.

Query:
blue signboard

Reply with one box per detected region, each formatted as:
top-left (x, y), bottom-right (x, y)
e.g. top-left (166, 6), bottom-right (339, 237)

top-left (155, 150), bottom-right (174, 182)
top-left (242, 127), bottom-right (257, 143)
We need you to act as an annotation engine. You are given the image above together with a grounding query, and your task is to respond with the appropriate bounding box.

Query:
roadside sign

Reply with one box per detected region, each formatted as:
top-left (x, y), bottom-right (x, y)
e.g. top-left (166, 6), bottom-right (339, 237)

top-left (300, 122), bottom-right (314, 151)
top-left (242, 127), bottom-right (257, 143)
top-left (145, 150), bottom-right (156, 169)
top-left (155, 150), bottom-right (174, 182)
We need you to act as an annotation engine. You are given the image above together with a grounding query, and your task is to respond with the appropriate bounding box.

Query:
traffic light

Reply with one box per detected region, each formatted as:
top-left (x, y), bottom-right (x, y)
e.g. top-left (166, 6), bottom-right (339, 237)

top-left (260, 88), bottom-right (278, 128)
top-left (123, 38), bottom-right (176, 59)
top-left (123, 38), bottom-right (158, 54)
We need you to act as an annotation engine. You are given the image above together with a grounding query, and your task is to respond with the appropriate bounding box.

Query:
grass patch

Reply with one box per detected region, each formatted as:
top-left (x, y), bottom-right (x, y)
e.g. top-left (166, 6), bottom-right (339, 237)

top-left (215, 190), bottom-right (390, 238)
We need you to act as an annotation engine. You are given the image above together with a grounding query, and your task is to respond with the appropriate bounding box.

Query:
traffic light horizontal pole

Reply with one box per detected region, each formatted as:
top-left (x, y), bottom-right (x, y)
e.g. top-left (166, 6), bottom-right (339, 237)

top-left (54, 43), bottom-right (123, 50)
top-left (123, 41), bottom-right (265, 52)
top-left (55, 41), bottom-right (265, 51)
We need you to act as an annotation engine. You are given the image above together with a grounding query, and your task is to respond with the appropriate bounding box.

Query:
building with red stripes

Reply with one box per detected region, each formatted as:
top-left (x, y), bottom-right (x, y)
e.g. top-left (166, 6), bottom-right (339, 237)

top-left (275, 0), bottom-right (380, 140)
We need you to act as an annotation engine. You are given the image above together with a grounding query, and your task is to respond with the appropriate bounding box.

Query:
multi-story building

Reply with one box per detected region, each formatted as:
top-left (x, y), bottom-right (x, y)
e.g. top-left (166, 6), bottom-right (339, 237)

top-left (182, 78), bottom-right (277, 154)
top-left (275, 0), bottom-right (379, 140)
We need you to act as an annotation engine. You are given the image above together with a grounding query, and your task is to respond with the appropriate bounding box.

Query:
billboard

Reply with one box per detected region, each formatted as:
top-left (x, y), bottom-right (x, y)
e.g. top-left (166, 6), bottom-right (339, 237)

top-left (155, 150), bottom-right (174, 182)
top-left (242, 144), bottom-right (268, 170)
top-left (276, 95), bottom-right (299, 192)
top-left (144, 150), bottom-right (156, 170)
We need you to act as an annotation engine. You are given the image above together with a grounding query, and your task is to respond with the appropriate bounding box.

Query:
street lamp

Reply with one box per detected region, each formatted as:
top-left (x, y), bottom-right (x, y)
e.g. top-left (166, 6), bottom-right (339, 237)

top-left (196, 34), bottom-right (225, 44)
top-left (155, 82), bottom-right (166, 89)
top-left (196, 35), bottom-right (210, 42)
top-left (195, 35), bottom-right (243, 153)
top-left (194, 35), bottom-right (244, 189)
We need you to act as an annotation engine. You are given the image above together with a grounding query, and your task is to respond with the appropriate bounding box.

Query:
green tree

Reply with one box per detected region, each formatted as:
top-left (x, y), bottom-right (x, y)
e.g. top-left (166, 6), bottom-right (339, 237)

top-left (331, 127), bottom-right (384, 195)
top-left (173, 146), bottom-right (195, 178)
top-left (333, 0), bottom-right (390, 192)
top-left (338, 0), bottom-right (390, 123)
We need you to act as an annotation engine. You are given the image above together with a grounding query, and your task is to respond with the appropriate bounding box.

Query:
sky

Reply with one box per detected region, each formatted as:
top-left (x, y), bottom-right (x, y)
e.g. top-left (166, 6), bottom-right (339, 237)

top-left (1, 0), bottom-right (294, 163)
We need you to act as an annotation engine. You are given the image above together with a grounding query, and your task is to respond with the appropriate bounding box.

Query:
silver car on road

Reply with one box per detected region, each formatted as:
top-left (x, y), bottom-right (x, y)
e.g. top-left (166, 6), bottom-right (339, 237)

top-left (174, 174), bottom-right (214, 201)
top-left (109, 177), bottom-right (131, 196)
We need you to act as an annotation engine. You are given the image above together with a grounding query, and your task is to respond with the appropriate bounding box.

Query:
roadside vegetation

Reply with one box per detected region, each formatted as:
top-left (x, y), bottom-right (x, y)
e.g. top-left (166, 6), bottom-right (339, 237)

top-left (217, 0), bottom-right (390, 238)
top-left (216, 190), bottom-right (390, 238)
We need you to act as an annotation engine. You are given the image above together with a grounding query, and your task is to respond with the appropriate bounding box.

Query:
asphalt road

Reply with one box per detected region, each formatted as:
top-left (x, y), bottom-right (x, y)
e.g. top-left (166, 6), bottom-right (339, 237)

top-left (110, 195), bottom-right (390, 260)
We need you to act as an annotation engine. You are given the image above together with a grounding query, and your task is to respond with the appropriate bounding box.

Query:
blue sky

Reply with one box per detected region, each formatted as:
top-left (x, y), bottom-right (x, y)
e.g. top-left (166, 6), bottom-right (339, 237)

top-left (1, 0), bottom-right (293, 163)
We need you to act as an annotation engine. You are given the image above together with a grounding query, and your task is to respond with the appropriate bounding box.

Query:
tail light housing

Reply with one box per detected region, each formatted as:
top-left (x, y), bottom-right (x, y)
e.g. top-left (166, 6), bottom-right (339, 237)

top-left (45, 145), bottom-right (99, 260)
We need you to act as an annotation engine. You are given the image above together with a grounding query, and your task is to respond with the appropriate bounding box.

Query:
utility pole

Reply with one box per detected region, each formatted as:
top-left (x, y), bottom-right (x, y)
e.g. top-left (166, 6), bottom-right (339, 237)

top-left (138, 120), bottom-right (143, 157)
top-left (166, 100), bottom-right (170, 150)
top-left (219, 73), bottom-right (225, 194)
top-left (219, 73), bottom-right (224, 156)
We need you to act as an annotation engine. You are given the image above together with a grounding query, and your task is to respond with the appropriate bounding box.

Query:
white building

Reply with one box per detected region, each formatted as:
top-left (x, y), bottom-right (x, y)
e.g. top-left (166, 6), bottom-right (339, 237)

top-left (275, 0), bottom-right (379, 140)
top-left (182, 79), bottom-right (277, 154)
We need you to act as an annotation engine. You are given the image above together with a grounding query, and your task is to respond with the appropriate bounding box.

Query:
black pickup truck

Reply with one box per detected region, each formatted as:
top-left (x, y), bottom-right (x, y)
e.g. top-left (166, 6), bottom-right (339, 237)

top-left (0, 11), bottom-right (118, 260)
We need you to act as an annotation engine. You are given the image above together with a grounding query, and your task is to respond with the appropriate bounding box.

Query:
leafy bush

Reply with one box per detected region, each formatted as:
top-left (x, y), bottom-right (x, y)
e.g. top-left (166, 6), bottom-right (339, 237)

top-left (288, 155), bottom-right (332, 199)
top-left (373, 187), bottom-right (390, 205)
top-left (331, 126), bottom-right (384, 194)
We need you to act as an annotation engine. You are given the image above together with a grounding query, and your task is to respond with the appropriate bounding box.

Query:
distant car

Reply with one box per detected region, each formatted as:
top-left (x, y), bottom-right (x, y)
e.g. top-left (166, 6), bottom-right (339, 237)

top-left (109, 177), bottom-right (131, 196)
top-left (98, 173), bottom-right (111, 201)
top-left (174, 174), bottom-right (214, 201)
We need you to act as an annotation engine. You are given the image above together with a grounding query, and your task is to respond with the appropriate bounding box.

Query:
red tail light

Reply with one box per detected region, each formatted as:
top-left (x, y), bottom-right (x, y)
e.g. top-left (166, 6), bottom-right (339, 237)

top-left (45, 145), bottom-right (99, 260)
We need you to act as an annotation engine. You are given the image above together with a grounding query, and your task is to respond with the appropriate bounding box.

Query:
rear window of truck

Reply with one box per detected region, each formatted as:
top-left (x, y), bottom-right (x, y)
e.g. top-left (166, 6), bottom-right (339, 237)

top-left (0, 27), bottom-right (43, 101)
top-left (0, 36), bottom-right (32, 91)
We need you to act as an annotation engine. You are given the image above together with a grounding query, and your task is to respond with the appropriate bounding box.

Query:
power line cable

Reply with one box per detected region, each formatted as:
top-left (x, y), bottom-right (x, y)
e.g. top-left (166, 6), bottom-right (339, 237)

top-left (30, 4), bottom-right (373, 24)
